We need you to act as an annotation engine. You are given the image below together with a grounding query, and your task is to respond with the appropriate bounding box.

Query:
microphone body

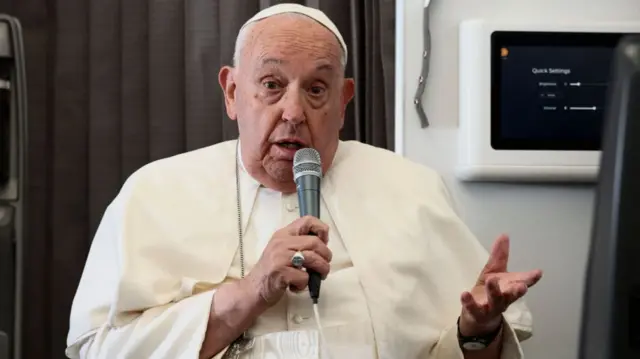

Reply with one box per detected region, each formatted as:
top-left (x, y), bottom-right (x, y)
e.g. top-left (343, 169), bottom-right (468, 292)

top-left (296, 175), bottom-right (321, 218)
top-left (293, 148), bottom-right (323, 304)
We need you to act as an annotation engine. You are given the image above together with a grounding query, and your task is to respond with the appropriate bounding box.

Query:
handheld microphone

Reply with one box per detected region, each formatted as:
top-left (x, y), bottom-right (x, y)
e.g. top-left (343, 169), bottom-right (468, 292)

top-left (293, 148), bottom-right (323, 304)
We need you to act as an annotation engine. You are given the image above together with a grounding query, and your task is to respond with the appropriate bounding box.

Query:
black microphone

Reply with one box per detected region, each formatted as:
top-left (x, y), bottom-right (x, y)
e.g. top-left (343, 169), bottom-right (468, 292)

top-left (293, 148), bottom-right (323, 304)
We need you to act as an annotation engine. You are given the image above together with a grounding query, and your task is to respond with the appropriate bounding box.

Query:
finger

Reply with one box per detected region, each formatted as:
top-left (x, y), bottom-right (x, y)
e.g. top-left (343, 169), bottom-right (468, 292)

top-left (486, 277), bottom-right (505, 313)
top-left (287, 235), bottom-right (333, 262)
top-left (461, 291), bottom-right (487, 319)
top-left (285, 267), bottom-right (310, 292)
top-left (501, 282), bottom-right (528, 304)
top-left (300, 250), bottom-right (331, 279)
top-left (482, 234), bottom-right (510, 274)
top-left (491, 269), bottom-right (543, 288)
top-left (289, 216), bottom-right (330, 243)
top-left (523, 269), bottom-right (543, 287)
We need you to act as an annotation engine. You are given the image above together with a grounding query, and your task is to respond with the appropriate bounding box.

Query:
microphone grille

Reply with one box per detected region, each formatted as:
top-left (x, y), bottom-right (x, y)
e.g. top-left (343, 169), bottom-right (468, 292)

top-left (293, 148), bottom-right (322, 180)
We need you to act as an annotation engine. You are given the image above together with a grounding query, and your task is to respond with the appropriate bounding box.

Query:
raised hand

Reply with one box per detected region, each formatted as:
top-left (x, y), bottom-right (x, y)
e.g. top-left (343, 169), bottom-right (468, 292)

top-left (459, 234), bottom-right (543, 336)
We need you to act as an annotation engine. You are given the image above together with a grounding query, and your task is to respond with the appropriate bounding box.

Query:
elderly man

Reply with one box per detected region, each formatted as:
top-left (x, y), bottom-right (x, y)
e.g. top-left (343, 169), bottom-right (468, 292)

top-left (66, 3), bottom-right (542, 359)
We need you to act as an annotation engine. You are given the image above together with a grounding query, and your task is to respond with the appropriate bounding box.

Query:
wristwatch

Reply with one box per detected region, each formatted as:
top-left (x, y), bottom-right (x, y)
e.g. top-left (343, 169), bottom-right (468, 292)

top-left (457, 317), bottom-right (503, 351)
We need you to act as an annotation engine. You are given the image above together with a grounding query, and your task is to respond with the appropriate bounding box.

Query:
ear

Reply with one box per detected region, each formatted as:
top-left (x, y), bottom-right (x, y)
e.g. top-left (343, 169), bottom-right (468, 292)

top-left (219, 66), bottom-right (238, 120)
top-left (339, 78), bottom-right (355, 128)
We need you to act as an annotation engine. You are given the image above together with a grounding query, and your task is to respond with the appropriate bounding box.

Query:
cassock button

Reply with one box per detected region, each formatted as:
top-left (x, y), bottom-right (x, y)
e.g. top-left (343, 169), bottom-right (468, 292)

top-left (292, 314), bottom-right (304, 324)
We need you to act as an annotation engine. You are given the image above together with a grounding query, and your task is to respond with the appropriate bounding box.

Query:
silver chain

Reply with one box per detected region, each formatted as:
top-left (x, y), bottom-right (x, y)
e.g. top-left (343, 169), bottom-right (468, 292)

top-left (223, 140), bottom-right (253, 359)
top-left (235, 140), bottom-right (246, 278)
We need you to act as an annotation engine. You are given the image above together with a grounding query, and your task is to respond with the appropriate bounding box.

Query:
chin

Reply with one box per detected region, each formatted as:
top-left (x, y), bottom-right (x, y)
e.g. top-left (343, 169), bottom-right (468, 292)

top-left (264, 161), bottom-right (295, 184)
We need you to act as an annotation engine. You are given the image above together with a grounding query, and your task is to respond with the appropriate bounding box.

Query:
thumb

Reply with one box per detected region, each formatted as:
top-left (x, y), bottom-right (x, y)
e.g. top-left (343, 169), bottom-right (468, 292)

top-left (481, 234), bottom-right (510, 275)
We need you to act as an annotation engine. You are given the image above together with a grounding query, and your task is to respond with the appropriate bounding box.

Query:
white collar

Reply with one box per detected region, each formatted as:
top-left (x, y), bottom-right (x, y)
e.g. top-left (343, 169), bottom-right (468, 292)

top-left (237, 140), bottom-right (262, 187)
top-left (236, 140), bottom-right (262, 233)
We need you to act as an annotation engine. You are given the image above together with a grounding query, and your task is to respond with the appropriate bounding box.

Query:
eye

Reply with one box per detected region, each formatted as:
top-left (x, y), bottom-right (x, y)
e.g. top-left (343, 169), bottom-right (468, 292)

top-left (309, 86), bottom-right (326, 96)
top-left (262, 80), bottom-right (280, 90)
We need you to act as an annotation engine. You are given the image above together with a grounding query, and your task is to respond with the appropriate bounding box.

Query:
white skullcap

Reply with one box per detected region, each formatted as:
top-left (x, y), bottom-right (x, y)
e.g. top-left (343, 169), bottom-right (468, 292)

top-left (240, 3), bottom-right (348, 61)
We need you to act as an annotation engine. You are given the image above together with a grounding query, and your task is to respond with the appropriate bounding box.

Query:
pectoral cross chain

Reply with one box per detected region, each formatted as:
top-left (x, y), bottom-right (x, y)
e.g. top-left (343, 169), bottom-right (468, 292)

top-left (225, 142), bottom-right (256, 359)
top-left (222, 333), bottom-right (255, 359)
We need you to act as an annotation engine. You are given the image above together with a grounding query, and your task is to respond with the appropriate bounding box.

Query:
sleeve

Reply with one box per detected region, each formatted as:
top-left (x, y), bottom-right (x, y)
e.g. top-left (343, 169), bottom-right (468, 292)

top-left (65, 172), bottom-right (227, 359)
top-left (429, 318), bottom-right (524, 359)
top-left (68, 291), bottom-right (217, 359)
top-left (425, 176), bottom-right (533, 358)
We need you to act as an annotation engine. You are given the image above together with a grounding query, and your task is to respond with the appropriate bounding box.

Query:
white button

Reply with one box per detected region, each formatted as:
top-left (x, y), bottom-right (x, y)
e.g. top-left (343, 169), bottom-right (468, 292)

top-left (286, 203), bottom-right (297, 212)
top-left (292, 314), bottom-right (304, 324)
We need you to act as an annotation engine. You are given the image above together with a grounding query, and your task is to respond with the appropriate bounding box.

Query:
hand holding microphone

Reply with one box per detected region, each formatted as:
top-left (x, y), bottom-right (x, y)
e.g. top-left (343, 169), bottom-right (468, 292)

top-left (243, 216), bottom-right (332, 306)
top-left (241, 147), bottom-right (328, 308)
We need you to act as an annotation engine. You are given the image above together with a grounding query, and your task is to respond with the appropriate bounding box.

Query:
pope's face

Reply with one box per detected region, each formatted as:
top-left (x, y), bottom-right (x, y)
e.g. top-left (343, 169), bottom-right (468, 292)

top-left (219, 14), bottom-right (354, 192)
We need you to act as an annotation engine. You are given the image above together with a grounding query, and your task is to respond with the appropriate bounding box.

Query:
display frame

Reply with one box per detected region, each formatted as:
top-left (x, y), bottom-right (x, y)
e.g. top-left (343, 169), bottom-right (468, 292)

top-left (456, 19), bottom-right (640, 182)
top-left (490, 31), bottom-right (627, 151)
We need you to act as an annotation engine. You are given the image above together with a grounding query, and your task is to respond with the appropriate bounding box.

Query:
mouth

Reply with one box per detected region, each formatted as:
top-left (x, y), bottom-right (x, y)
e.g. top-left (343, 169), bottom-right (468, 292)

top-left (274, 138), bottom-right (307, 151)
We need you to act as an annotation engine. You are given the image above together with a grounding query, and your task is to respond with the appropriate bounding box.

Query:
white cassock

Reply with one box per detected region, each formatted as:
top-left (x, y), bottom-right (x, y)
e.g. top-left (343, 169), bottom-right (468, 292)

top-left (65, 140), bottom-right (534, 359)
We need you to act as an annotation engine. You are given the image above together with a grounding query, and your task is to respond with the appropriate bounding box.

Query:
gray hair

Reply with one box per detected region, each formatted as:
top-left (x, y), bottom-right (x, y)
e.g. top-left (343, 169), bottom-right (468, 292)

top-left (232, 13), bottom-right (347, 70)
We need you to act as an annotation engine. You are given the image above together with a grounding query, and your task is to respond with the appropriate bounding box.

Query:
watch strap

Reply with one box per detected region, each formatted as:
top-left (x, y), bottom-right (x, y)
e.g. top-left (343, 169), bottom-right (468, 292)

top-left (457, 316), bottom-right (504, 351)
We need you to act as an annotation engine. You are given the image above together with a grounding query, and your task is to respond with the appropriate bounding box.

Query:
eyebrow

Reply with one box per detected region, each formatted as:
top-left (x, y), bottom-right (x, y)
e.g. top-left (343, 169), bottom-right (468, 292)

top-left (260, 57), bottom-right (285, 67)
top-left (258, 57), bottom-right (336, 72)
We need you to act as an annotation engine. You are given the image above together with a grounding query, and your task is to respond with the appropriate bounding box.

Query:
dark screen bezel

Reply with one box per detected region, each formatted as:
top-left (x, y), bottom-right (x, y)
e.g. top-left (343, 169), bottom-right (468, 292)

top-left (490, 31), bottom-right (629, 151)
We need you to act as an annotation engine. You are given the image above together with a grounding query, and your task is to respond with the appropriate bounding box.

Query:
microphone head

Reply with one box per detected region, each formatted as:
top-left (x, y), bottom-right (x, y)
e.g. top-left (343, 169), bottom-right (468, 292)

top-left (293, 148), bottom-right (322, 181)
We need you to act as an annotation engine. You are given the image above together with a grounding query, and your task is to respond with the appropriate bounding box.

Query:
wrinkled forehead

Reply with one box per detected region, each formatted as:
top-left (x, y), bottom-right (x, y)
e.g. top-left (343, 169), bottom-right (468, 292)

top-left (244, 16), bottom-right (343, 74)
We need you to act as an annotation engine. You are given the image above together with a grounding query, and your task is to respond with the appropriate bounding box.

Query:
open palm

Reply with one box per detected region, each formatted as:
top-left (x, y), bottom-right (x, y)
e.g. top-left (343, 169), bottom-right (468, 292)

top-left (460, 235), bottom-right (543, 333)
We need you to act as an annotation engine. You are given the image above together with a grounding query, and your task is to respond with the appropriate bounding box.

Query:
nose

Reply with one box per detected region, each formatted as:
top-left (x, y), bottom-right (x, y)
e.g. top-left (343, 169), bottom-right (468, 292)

top-left (280, 89), bottom-right (306, 125)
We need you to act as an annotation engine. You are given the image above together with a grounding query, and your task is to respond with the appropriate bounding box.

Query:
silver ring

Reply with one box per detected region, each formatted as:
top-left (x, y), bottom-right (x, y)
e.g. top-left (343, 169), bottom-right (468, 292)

top-left (291, 251), bottom-right (305, 268)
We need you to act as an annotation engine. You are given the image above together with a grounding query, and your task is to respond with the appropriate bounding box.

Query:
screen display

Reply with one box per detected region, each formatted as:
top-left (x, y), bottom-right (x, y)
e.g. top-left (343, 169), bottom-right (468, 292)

top-left (491, 31), bottom-right (632, 151)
